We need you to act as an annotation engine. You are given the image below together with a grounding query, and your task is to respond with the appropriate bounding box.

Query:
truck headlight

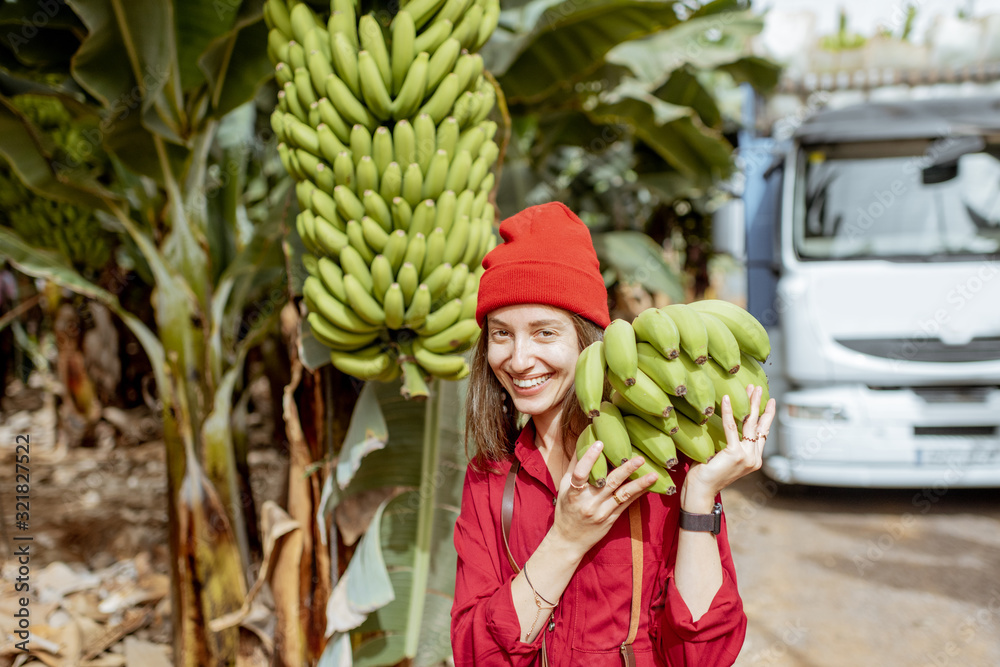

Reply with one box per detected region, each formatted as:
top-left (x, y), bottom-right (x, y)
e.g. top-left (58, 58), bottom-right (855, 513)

top-left (785, 404), bottom-right (847, 421)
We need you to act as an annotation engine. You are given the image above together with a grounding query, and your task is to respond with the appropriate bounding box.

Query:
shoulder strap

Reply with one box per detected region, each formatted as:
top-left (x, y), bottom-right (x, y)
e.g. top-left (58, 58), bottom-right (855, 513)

top-left (502, 461), bottom-right (643, 667)
top-left (502, 460), bottom-right (521, 574)
top-left (620, 502), bottom-right (643, 665)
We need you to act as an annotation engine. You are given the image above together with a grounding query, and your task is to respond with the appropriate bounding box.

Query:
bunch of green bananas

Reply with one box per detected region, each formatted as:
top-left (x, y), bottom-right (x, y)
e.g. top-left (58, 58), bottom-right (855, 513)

top-left (574, 300), bottom-right (771, 493)
top-left (264, 0), bottom-right (502, 397)
top-left (0, 95), bottom-right (112, 274)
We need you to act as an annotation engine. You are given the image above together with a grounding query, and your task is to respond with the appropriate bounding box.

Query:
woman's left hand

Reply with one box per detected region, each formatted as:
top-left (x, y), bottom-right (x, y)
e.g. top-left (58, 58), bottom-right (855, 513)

top-left (682, 384), bottom-right (776, 510)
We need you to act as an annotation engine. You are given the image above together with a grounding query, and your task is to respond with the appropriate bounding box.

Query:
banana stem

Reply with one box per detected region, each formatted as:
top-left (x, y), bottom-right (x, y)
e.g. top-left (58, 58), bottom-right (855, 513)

top-left (404, 377), bottom-right (441, 655)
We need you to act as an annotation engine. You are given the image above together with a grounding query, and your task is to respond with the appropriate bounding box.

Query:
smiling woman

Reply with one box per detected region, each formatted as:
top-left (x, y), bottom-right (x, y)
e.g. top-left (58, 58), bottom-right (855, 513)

top-left (450, 202), bottom-right (774, 666)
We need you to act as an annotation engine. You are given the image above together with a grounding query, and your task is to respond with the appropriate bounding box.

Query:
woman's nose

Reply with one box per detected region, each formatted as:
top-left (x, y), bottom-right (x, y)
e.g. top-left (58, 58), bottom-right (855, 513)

top-left (509, 337), bottom-right (536, 373)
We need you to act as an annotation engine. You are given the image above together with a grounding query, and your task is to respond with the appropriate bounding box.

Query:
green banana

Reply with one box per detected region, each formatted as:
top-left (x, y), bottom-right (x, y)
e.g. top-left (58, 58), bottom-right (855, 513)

top-left (677, 351), bottom-right (716, 416)
top-left (383, 229), bottom-right (409, 272)
top-left (418, 72), bottom-right (460, 124)
top-left (436, 116), bottom-right (460, 159)
top-left (383, 283), bottom-right (406, 329)
top-left (441, 214), bottom-right (469, 265)
top-left (330, 31), bottom-right (362, 99)
top-left (703, 359), bottom-right (752, 423)
top-left (476, 0), bottom-right (501, 49)
top-left (303, 24), bottom-right (331, 62)
top-left (662, 304), bottom-right (709, 364)
top-left (393, 119), bottom-right (416, 166)
top-left (669, 394), bottom-right (709, 426)
top-left (372, 126), bottom-right (394, 174)
top-left (303, 277), bottom-right (380, 333)
top-left (317, 255), bottom-right (348, 303)
top-left (698, 311), bottom-right (741, 374)
top-left (633, 307), bottom-right (680, 360)
top-left (604, 318), bottom-right (639, 386)
top-left (416, 297), bottom-right (462, 336)
top-left (671, 411), bottom-right (716, 463)
top-left (409, 199), bottom-right (436, 237)
top-left (330, 347), bottom-right (394, 380)
top-left (397, 262), bottom-right (419, 305)
top-left (346, 219), bottom-right (376, 263)
top-left (359, 14), bottom-right (392, 90)
top-left (358, 50), bottom-right (393, 120)
top-left (442, 262), bottom-right (469, 302)
top-left (344, 273), bottom-right (386, 325)
top-left (317, 98), bottom-right (352, 143)
top-left (627, 448), bottom-right (676, 495)
top-left (404, 283), bottom-right (432, 329)
top-left (413, 113), bottom-right (437, 172)
top-left (413, 18), bottom-right (452, 54)
top-left (289, 3), bottom-right (319, 43)
top-left (264, 0), bottom-right (293, 35)
top-left (313, 213), bottom-right (349, 256)
top-left (624, 415), bottom-right (678, 471)
top-left (444, 149), bottom-right (472, 192)
top-left (688, 299), bottom-right (771, 362)
top-left (450, 3), bottom-right (483, 49)
top-left (380, 162), bottom-right (403, 202)
top-left (592, 401), bottom-right (631, 467)
top-left (427, 38), bottom-right (461, 91)
top-left (413, 339), bottom-right (467, 376)
top-left (734, 352), bottom-right (769, 413)
top-left (328, 5), bottom-right (359, 50)
top-left (423, 149), bottom-right (450, 200)
top-left (402, 162), bottom-right (424, 207)
top-left (334, 184), bottom-right (366, 222)
top-left (361, 215), bottom-right (390, 252)
top-left (340, 244), bottom-right (374, 293)
top-left (390, 9), bottom-right (416, 95)
top-left (636, 342), bottom-right (687, 396)
top-left (455, 53), bottom-right (484, 93)
top-left (435, 0), bottom-right (475, 26)
top-left (310, 188), bottom-right (340, 226)
top-left (371, 254), bottom-right (395, 303)
top-left (392, 51), bottom-right (429, 120)
top-left (333, 150), bottom-right (354, 189)
top-left (307, 49), bottom-right (334, 99)
top-left (608, 368), bottom-right (672, 418)
top-left (403, 231), bottom-right (427, 275)
top-left (324, 72), bottom-right (377, 129)
top-left (459, 291), bottom-right (477, 321)
top-left (404, 0), bottom-right (448, 28)
top-left (423, 261), bottom-right (453, 299)
top-left (433, 189), bottom-right (457, 235)
top-left (391, 196), bottom-right (412, 231)
top-left (363, 189), bottom-right (392, 231)
top-left (421, 318), bottom-right (479, 353)
top-left (611, 391), bottom-right (678, 437)
top-left (355, 156), bottom-right (379, 194)
top-left (575, 424), bottom-right (607, 488)
top-left (307, 312), bottom-right (380, 350)
top-left (574, 340), bottom-right (606, 418)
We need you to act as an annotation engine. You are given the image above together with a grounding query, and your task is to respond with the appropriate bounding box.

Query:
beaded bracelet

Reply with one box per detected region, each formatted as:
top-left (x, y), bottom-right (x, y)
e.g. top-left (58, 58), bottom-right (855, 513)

top-left (523, 563), bottom-right (557, 641)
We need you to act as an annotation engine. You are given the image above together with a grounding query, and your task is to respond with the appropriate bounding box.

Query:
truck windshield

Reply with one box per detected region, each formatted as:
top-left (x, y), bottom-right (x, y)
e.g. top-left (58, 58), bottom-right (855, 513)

top-left (794, 141), bottom-right (1000, 260)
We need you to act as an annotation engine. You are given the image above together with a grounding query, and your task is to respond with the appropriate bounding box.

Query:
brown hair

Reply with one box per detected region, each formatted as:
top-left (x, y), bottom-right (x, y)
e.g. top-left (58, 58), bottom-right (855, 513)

top-left (464, 311), bottom-right (607, 472)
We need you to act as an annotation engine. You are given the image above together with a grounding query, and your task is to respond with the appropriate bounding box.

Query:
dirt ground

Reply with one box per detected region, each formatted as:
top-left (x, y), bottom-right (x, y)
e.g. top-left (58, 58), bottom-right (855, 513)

top-left (3, 381), bottom-right (1000, 666)
top-left (725, 473), bottom-right (1000, 667)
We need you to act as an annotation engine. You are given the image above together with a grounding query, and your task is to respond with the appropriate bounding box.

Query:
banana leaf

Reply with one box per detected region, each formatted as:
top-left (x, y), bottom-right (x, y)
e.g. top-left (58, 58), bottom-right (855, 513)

top-left (322, 378), bottom-right (468, 665)
top-left (592, 230), bottom-right (685, 302)
top-left (492, 0), bottom-right (681, 103)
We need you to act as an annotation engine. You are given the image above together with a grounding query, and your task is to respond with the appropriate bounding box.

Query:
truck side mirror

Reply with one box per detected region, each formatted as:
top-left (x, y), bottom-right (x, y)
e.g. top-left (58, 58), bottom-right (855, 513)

top-left (712, 198), bottom-right (745, 260)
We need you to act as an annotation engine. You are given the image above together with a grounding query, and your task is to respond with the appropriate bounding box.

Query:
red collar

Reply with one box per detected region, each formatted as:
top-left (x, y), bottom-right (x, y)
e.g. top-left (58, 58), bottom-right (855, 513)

top-left (512, 420), bottom-right (559, 496)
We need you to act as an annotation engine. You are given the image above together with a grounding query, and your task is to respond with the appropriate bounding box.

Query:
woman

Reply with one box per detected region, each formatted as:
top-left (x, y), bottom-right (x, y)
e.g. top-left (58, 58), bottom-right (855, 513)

top-left (451, 202), bottom-right (776, 666)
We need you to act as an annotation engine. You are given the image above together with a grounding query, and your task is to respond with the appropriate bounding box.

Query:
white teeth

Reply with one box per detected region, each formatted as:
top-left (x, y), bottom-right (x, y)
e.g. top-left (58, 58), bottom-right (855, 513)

top-left (513, 374), bottom-right (551, 388)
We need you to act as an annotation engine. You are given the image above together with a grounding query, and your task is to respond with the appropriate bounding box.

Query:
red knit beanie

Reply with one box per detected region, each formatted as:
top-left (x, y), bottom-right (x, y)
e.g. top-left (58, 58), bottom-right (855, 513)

top-left (475, 202), bottom-right (611, 328)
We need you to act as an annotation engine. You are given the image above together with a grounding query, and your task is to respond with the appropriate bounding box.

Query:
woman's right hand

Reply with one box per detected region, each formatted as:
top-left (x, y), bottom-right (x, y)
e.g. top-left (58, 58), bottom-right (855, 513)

top-left (550, 441), bottom-right (658, 559)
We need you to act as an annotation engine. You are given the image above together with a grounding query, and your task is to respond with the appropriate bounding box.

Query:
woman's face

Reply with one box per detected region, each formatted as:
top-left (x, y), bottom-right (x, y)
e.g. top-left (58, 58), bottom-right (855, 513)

top-left (486, 304), bottom-right (580, 422)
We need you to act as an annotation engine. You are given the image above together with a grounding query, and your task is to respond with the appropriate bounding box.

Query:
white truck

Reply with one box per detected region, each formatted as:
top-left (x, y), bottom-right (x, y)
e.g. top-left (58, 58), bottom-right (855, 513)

top-left (720, 89), bottom-right (1000, 487)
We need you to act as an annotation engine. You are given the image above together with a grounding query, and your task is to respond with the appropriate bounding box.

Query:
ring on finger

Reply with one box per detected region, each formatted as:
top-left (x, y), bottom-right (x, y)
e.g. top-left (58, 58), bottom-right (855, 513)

top-left (741, 433), bottom-right (759, 443)
top-left (569, 480), bottom-right (588, 491)
top-left (613, 491), bottom-right (628, 505)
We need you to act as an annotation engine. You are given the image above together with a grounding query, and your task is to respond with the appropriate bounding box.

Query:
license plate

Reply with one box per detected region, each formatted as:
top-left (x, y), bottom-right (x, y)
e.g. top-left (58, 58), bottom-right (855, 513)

top-left (915, 445), bottom-right (1000, 466)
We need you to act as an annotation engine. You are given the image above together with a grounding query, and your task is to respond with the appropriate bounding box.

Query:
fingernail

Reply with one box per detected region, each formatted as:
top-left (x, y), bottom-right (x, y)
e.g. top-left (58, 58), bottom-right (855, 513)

top-left (635, 456), bottom-right (645, 465)
top-left (723, 395), bottom-right (730, 405)
top-left (594, 441), bottom-right (604, 451)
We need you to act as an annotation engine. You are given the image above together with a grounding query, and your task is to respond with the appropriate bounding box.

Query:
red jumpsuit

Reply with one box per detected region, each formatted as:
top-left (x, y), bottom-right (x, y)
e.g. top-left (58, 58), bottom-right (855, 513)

top-left (451, 422), bottom-right (747, 666)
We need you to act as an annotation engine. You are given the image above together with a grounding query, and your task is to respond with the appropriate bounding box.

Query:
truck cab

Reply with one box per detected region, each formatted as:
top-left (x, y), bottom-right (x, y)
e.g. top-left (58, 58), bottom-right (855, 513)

top-left (732, 94), bottom-right (1000, 487)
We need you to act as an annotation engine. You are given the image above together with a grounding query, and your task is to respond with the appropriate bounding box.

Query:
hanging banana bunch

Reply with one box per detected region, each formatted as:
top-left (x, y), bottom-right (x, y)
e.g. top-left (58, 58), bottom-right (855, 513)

top-left (574, 300), bottom-right (771, 492)
top-left (0, 95), bottom-right (114, 274)
top-left (264, 0), bottom-right (502, 398)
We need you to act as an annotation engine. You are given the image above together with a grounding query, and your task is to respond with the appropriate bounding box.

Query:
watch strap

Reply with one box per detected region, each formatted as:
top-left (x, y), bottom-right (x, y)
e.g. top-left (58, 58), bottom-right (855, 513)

top-left (678, 502), bottom-right (722, 535)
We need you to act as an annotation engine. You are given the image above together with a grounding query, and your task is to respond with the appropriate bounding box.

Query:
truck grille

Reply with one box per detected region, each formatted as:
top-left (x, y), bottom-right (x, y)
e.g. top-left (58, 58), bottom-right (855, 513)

top-left (914, 426), bottom-right (997, 437)
top-left (836, 336), bottom-right (1000, 363)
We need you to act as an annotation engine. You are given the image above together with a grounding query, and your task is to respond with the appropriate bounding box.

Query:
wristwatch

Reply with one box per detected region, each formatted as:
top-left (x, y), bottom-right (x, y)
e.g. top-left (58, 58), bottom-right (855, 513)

top-left (679, 502), bottom-right (722, 535)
